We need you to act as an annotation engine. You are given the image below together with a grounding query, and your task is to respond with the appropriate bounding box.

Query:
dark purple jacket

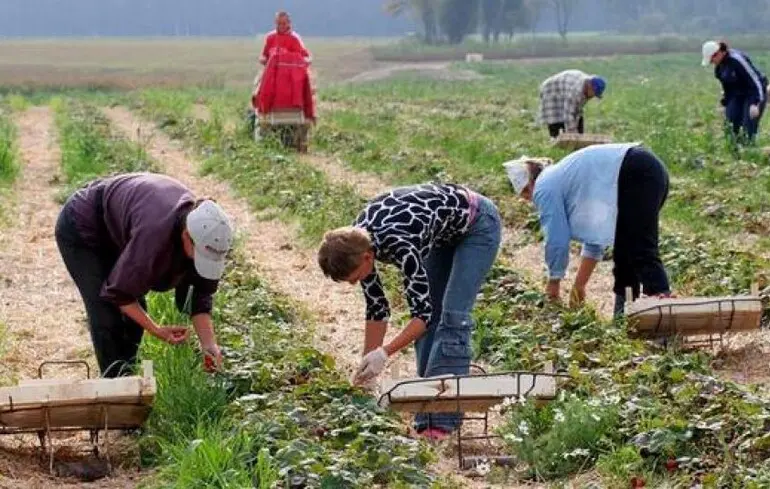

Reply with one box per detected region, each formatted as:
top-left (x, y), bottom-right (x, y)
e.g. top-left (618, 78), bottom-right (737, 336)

top-left (66, 173), bottom-right (217, 315)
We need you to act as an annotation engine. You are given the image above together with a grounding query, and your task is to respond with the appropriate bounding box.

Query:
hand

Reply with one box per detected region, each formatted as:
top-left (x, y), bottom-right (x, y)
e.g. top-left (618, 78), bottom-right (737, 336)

top-left (750, 104), bottom-right (761, 119)
top-left (353, 347), bottom-right (388, 385)
top-left (546, 280), bottom-right (561, 302)
top-left (153, 326), bottom-right (189, 345)
top-left (202, 343), bottom-right (223, 372)
top-left (569, 284), bottom-right (586, 308)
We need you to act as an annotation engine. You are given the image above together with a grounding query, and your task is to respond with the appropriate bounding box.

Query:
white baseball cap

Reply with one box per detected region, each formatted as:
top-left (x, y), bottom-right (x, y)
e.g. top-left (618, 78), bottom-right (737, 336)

top-left (186, 200), bottom-right (234, 280)
top-left (503, 158), bottom-right (532, 195)
top-left (701, 41), bottom-right (720, 67)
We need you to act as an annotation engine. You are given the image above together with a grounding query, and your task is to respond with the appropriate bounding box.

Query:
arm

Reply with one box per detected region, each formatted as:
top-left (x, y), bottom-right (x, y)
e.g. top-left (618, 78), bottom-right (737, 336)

top-left (260, 34), bottom-right (272, 65)
top-left (293, 32), bottom-right (312, 62)
top-left (564, 93), bottom-right (582, 132)
top-left (534, 188), bottom-right (572, 300)
top-left (363, 320), bottom-right (387, 354)
top-left (384, 318), bottom-right (426, 356)
top-left (120, 302), bottom-right (188, 344)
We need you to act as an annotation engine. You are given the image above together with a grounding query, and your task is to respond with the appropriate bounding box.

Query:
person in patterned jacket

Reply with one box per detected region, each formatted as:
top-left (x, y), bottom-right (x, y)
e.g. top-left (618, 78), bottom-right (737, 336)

top-left (318, 184), bottom-right (502, 439)
top-left (539, 69), bottom-right (606, 138)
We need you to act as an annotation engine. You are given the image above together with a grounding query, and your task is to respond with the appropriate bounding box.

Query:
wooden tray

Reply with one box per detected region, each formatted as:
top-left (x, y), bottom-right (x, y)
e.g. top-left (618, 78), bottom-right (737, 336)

top-left (553, 133), bottom-right (612, 150)
top-left (0, 361), bottom-right (156, 433)
top-left (626, 296), bottom-right (763, 338)
top-left (377, 371), bottom-right (560, 413)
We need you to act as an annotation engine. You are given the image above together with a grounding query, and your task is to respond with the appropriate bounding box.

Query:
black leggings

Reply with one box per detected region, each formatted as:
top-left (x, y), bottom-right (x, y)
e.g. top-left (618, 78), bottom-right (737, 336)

top-left (613, 146), bottom-right (671, 299)
top-left (548, 117), bottom-right (584, 138)
top-left (55, 206), bottom-right (145, 378)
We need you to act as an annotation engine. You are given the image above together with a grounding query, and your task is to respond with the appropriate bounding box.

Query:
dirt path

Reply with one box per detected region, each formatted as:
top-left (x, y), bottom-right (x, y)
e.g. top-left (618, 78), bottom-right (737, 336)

top-left (0, 107), bottom-right (141, 489)
top-left (0, 107), bottom-right (90, 380)
top-left (345, 62), bottom-right (485, 84)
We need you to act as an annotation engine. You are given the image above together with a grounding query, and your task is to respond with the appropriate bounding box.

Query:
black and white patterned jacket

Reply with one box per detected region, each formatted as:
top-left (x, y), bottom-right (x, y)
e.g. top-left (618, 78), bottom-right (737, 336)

top-left (353, 183), bottom-right (474, 324)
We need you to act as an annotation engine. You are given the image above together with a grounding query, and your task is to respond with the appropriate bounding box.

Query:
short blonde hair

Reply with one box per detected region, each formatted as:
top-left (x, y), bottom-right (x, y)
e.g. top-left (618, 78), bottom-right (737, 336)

top-left (318, 227), bottom-right (372, 281)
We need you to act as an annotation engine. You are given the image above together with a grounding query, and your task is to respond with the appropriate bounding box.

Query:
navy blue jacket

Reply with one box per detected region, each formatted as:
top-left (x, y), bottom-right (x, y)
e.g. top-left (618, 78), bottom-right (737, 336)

top-left (715, 49), bottom-right (768, 107)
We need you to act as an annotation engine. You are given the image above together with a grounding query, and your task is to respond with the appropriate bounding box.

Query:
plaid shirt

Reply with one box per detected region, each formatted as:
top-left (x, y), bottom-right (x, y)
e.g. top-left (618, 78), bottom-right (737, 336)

top-left (538, 70), bottom-right (591, 131)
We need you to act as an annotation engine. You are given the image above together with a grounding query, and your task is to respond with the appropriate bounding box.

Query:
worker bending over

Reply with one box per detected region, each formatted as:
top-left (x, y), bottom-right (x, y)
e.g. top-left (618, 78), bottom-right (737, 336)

top-left (318, 184), bottom-right (501, 440)
top-left (539, 69), bottom-right (606, 138)
top-left (505, 143), bottom-right (672, 316)
top-left (702, 40), bottom-right (768, 145)
top-left (55, 173), bottom-right (233, 377)
top-left (260, 11), bottom-right (311, 65)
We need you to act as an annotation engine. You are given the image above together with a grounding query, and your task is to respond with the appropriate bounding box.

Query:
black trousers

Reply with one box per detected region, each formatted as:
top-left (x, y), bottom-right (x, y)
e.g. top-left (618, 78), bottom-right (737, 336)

top-left (55, 206), bottom-right (145, 378)
top-left (548, 117), bottom-right (584, 138)
top-left (613, 146), bottom-right (671, 301)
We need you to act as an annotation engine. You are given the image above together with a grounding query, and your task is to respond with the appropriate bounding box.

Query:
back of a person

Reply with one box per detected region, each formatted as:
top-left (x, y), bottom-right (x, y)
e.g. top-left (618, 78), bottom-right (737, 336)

top-left (536, 144), bottom-right (637, 235)
top-left (357, 184), bottom-right (472, 254)
top-left (69, 173), bottom-right (191, 249)
top-left (541, 70), bottom-right (585, 95)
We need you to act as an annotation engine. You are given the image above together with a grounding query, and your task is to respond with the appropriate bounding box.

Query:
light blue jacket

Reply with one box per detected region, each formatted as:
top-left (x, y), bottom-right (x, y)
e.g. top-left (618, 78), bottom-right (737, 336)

top-left (533, 143), bottom-right (640, 280)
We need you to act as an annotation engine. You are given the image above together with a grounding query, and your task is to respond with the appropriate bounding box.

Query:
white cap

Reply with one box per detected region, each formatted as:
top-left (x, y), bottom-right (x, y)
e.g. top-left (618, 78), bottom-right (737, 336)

top-left (503, 158), bottom-right (531, 195)
top-left (702, 41), bottom-right (719, 67)
top-left (186, 200), bottom-right (234, 280)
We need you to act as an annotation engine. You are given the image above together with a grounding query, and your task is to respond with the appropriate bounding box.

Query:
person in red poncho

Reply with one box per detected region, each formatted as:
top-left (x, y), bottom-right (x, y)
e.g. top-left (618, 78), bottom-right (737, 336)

top-left (259, 11), bottom-right (312, 66)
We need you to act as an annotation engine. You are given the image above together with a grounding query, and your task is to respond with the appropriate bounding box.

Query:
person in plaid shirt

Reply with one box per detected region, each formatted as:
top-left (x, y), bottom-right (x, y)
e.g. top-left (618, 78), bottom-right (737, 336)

top-left (538, 70), bottom-right (606, 138)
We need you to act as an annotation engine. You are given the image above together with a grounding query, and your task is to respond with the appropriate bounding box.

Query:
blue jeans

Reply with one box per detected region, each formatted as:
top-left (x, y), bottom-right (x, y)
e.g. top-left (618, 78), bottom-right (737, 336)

top-left (413, 196), bottom-right (502, 432)
top-left (725, 97), bottom-right (766, 144)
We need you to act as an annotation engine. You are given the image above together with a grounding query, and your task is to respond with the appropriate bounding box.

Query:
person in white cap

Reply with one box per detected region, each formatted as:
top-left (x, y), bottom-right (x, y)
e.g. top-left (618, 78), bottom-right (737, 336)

top-left (701, 40), bottom-right (768, 144)
top-left (55, 173), bottom-right (234, 377)
top-left (504, 144), bottom-right (672, 316)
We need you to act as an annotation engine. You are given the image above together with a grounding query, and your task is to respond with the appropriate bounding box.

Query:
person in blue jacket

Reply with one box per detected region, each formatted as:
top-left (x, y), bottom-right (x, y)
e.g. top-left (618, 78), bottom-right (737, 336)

top-left (504, 143), bottom-right (673, 316)
top-left (702, 40), bottom-right (768, 144)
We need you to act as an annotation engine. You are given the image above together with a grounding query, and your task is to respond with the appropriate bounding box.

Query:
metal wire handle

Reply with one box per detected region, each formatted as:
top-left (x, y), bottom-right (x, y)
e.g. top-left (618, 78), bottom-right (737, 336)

top-left (38, 360), bottom-right (91, 380)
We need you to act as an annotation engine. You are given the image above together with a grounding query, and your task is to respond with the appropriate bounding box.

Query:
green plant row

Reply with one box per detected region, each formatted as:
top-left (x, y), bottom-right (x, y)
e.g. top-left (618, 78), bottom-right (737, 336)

top-left (473, 265), bottom-right (770, 487)
top-left (53, 98), bottom-right (156, 197)
top-left (140, 253), bottom-right (438, 488)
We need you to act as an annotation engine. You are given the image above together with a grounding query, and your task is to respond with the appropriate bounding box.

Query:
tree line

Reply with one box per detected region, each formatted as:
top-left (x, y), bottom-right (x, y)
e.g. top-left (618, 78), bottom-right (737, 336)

top-left (385, 0), bottom-right (770, 44)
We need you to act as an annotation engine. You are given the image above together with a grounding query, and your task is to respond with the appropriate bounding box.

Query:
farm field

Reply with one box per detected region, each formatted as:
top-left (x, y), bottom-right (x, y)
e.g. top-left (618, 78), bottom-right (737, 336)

top-left (1, 39), bottom-right (770, 488)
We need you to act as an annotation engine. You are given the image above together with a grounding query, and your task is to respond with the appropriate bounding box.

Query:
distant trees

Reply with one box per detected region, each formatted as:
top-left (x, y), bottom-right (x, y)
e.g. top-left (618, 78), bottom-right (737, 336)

top-left (385, 0), bottom-right (546, 44)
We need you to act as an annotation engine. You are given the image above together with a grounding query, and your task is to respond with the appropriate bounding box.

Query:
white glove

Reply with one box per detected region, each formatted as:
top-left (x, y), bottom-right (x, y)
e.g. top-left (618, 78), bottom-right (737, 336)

top-left (353, 347), bottom-right (388, 385)
top-left (750, 104), bottom-right (761, 119)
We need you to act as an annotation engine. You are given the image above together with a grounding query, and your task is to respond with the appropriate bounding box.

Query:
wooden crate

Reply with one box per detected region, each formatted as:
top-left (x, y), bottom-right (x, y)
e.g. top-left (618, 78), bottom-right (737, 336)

top-left (626, 296), bottom-right (763, 338)
top-left (553, 133), bottom-right (612, 150)
top-left (377, 371), bottom-right (559, 413)
top-left (0, 361), bottom-right (156, 433)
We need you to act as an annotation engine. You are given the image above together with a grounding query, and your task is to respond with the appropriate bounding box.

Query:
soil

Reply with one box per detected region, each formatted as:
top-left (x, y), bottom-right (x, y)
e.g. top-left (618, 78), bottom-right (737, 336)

top-left (0, 107), bottom-right (140, 488)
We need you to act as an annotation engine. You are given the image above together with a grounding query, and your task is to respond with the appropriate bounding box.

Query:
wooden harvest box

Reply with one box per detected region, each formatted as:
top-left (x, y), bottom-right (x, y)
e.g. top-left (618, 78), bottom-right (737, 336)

top-left (553, 133), bottom-right (612, 150)
top-left (377, 372), bottom-right (559, 413)
top-left (0, 361), bottom-right (156, 433)
top-left (626, 296), bottom-right (763, 338)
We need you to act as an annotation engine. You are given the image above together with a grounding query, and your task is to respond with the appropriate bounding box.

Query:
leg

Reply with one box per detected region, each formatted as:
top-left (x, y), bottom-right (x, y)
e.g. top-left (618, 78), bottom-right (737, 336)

top-left (577, 116), bottom-right (585, 134)
top-left (613, 147), bottom-right (671, 300)
top-left (744, 99), bottom-right (766, 143)
top-left (413, 247), bottom-right (454, 432)
top-left (114, 296), bottom-right (146, 376)
top-left (55, 208), bottom-right (138, 378)
top-left (548, 123), bottom-right (565, 138)
top-left (724, 98), bottom-right (744, 140)
top-left (423, 197), bottom-right (502, 431)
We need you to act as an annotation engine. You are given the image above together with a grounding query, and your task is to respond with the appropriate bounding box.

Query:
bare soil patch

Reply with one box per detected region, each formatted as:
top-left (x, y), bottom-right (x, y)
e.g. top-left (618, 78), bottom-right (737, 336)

top-left (0, 107), bottom-right (140, 488)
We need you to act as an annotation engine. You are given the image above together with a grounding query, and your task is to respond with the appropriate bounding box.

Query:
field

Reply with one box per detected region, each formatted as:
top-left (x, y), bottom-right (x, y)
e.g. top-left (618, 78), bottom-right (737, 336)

top-left (1, 37), bottom-right (770, 488)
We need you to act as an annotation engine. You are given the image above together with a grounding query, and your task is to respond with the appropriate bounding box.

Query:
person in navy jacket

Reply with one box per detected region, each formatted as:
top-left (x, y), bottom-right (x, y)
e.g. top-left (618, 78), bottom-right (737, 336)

top-left (702, 40), bottom-right (768, 144)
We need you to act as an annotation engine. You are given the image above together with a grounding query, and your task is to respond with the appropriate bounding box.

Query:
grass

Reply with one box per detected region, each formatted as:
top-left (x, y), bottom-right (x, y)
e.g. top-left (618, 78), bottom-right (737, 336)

top-left (53, 98), bottom-right (157, 198)
top-left (372, 33), bottom-right (770, 62)
top-left (0, 99), bottom-right (19, 226)
top-left (138, 256), bottom-right (438, 488)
